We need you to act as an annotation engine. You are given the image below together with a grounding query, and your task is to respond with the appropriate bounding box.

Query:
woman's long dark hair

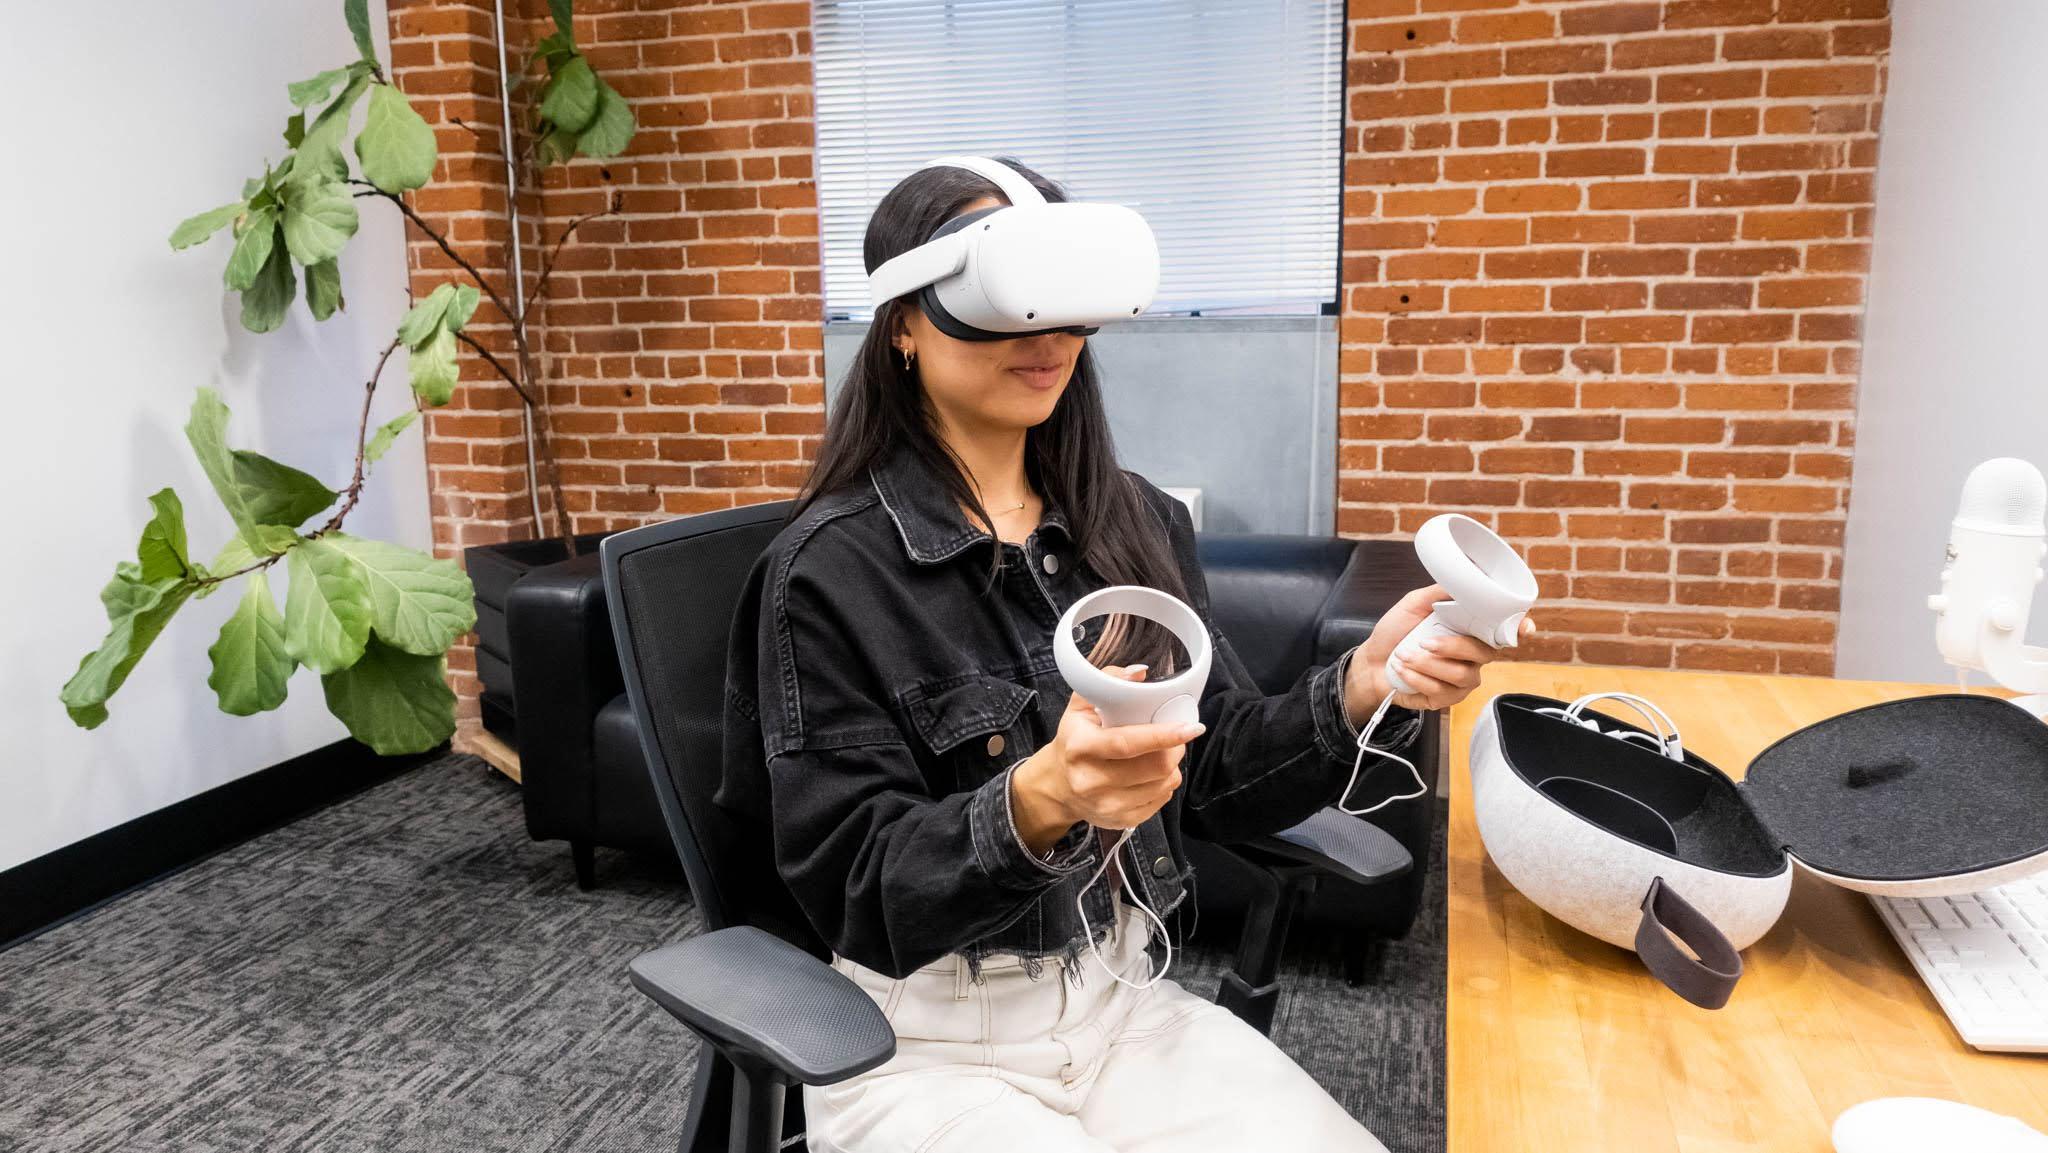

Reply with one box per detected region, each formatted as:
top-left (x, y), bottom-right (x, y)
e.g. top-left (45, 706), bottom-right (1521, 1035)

top-left (795, 157), bottom-right (1189, 671)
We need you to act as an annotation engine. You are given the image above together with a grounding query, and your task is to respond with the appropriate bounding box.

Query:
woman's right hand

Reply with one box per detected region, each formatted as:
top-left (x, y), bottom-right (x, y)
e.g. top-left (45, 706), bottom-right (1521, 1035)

top-left (1009, 665), bottom-right (1205, 855)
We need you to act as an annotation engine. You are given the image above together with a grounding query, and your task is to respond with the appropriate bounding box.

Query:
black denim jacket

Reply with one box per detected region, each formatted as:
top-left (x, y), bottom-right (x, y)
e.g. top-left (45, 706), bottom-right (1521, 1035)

top-left (719, 445), bottom-right (1421, 981)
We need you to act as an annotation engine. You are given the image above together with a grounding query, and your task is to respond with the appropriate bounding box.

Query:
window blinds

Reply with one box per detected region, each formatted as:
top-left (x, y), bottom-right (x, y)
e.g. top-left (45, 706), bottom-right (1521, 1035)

top-left (812, 0), bottom-right (1345, 320)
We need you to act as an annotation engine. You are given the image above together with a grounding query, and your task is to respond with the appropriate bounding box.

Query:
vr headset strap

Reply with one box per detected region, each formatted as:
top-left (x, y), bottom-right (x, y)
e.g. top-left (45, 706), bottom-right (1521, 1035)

top-left (920, 155), bottom-right (1047, 207)
top-left (867, 232), bottom-right (970, 305)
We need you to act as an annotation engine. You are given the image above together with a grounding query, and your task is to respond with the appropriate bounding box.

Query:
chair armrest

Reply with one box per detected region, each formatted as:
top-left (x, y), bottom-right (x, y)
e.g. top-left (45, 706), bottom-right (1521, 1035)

top-left (1244, 808), bottom-right (1413, 887)
top-left (1312, 539), bottom-right (1433, 667)
top-left (506, 553), bottom-right (623, 837)
top-left (631, 927), bottom-right (896, 1086)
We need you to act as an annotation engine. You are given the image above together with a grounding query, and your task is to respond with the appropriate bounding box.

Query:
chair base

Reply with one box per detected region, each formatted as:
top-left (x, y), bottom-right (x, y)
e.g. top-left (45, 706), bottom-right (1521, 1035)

top-left (572, 840), bottom-right (596, 890)
top-left (1216, 971), bottom-right (1282, 1035)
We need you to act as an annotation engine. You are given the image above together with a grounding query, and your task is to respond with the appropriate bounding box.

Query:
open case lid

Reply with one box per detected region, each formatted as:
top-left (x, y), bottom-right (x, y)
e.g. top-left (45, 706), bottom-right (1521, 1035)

top-left (1740, 694), bottom-right (2048, 889)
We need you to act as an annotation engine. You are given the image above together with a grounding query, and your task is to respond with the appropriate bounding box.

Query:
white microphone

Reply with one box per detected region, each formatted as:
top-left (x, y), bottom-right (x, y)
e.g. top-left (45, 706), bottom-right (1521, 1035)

top-left (1929, 458), bottom-right (2048, 709)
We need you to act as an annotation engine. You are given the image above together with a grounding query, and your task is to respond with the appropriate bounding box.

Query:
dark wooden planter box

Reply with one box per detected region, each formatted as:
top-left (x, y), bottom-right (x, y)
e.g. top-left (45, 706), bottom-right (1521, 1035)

top-left (465, 531), bottom-right (608, 749)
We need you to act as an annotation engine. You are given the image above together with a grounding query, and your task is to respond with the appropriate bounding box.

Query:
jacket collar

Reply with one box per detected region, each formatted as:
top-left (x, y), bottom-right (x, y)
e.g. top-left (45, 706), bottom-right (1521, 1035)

top-left (868, 443), bottom-right (1072, 566)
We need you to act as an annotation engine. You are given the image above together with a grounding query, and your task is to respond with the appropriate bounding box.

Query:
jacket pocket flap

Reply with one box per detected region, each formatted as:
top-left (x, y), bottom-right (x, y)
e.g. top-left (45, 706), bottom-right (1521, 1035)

top-left (906, 674), bottom-right (1037, 755)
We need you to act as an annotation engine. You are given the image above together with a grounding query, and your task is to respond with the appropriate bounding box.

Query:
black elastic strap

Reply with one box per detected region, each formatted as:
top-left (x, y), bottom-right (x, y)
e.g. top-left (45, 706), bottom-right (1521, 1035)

top-left (1635, 876), bottom-right (1743, 1010)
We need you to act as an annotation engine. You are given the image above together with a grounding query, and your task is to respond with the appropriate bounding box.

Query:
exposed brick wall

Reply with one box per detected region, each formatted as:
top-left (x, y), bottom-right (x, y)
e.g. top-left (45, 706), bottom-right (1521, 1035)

top-left (1338, 0), bottom-right (1889, 675)
top-left (388, 0), bottom-right (1892, 739)
top-left (386, 0), bottom-right (823, 741)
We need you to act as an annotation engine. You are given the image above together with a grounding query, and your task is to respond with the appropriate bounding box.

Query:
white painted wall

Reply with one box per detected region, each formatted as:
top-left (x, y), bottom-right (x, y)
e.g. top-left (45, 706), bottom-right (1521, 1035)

top-left (1837, 0), bottom-right (2048, 683)
top-left (0, 0), bottom-right (428, 870)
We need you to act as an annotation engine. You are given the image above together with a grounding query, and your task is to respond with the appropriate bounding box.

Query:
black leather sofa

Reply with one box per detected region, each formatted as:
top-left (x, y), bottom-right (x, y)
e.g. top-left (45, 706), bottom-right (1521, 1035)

top-left (493, 527), bottom-right (1443, 943)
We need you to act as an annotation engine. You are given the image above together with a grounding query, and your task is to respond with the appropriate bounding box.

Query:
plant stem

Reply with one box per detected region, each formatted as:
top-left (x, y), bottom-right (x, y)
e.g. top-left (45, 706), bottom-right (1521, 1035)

top-left (455, 330), bottom-right (536, 407)
top-left (529, 194), bottom-right (619, 307)
top-left (319, 335), bottom-right (408, 535)
top-left (351, 182), bottom-right (520, 331)
top-left (354, 181), bottom-right (573, 551)
top-left (192, 336), bottom-right (406, 589)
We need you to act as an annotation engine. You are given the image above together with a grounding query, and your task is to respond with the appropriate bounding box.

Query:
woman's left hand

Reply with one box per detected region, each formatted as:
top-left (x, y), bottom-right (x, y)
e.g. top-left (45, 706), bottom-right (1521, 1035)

top-left (1345, 584), bottom-right (1537, 717)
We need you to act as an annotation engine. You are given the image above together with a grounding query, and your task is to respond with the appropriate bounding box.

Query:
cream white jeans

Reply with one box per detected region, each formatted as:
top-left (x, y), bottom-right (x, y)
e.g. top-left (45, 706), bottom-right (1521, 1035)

top-left (804, 904), bottom-right (1388, 1153)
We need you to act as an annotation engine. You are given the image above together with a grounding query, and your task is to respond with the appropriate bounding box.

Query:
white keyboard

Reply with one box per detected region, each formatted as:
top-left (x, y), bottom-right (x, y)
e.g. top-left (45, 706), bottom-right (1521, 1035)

top-left (1872, 877), bottom-right (2048, 1053)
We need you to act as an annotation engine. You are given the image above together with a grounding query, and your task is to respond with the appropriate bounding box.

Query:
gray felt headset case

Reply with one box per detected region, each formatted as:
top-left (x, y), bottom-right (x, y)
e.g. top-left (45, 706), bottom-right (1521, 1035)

top-left (1469, 692), bottom-right (2048, 1008)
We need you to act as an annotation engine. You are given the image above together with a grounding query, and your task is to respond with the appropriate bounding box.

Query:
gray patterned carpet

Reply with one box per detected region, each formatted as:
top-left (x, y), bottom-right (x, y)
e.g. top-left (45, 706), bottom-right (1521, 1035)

top-left (0, 755), bottom-right (1445, 1153)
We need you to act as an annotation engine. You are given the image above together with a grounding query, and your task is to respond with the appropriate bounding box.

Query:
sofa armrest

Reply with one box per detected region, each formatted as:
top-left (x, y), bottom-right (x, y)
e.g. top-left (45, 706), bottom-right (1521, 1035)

top-left (506, 552), bottom-right (623, 839)
top-left (1311, 539), bottom-right (1434, 668)
top-left (631, 927), bottom-right (895, 1085)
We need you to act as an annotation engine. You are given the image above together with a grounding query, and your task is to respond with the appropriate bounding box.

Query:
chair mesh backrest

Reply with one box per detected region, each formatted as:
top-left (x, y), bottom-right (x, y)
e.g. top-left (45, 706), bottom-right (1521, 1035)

top-left (605, 502), bottom-right (815, 950)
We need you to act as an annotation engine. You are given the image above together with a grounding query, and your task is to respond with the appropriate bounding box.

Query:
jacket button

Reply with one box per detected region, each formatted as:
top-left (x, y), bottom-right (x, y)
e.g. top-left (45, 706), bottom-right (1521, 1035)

top-left (986, 734), bottom-right (1006, 757)
top-left (1151, 855), bottom-right (1172, 879)
top-left (1042, 553), bottom-right (1060, 575)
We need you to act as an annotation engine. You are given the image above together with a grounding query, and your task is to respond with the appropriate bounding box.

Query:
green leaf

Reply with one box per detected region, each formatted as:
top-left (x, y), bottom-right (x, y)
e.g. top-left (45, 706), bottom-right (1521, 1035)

top-left (296, 70), bottom-right (371, 184)
top-left (576, 81), bottom-right (634, 159)
top-left (530, 30), bottom-right (574, 69)
top-left (60, 573), bottom-right (194, 728)
top-left (170, 202), bottom-right (247, 251)
top-left (208, 571), bottom-right (295, 716)
top-left (321, 634), bottom-right (455, 755)
top-left (233, 452), bottom-right (338, 528)
top-left (288, 67), bottom-right (353, 108)
top-left (540, 55), bottom-right (599, 134)
top-left (197, 533), bottom-right (263, 600)
top-left (306, 258), bottom-right (344, 320)
top-left (239, 229), bottom-right (297, 334)
top-left (187, 391), bottom-right (338, 538)
top-left (188, 389), bottom-right (248, 534)
top-left (284, 111), bottom-right (306, 150)
top-left (444, 283), bottom-right (481, 332)
top-left (397, 282), bottom-right (458, 347)
top-left (356, 84), bottom-right (438, 193)
top-left (408, 326), bottom-right (460, 406)
top-left (223, 206), bottom-right (277, 291)
top-left (345, 0), bottom-right (379, 65)
top-left (548, 0), bottom-right (574, 41)
top-left (535, 127), bottom-right (578, 167)
top-left (329, 534), bottom-right (476, 656)
top-left (136, 488), bottom-right (192, 583)
top-left (284, 538), bottom-right (372, 674)
top-left (365, 410), bottom-right (418, 463)
top-left (280, 178), bottom-right (360, 266)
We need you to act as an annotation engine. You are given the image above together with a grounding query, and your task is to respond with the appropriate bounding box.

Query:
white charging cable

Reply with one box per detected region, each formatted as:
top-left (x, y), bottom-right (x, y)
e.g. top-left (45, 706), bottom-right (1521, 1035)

top-left (1536, 691), bottom-right (1686, 761)
top-left (1075, 825), bottom-right (1174, 990)
top-left (1336, 691), bottom-right (1430, 816)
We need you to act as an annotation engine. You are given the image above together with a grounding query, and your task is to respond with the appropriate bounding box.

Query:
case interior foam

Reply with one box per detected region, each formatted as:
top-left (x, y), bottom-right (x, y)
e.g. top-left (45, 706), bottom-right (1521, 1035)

top-left (1495, 697), bottom-right (1784, 876)
top-left (1741, 693), bottom-right (2048, 881)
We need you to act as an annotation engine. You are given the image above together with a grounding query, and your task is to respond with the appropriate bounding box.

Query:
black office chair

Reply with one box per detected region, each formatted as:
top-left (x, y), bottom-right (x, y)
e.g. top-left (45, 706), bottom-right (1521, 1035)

top-left (604, 502), bottom-right (891, 1153)
top-left (603, 501), bottom-right (1418, 1150)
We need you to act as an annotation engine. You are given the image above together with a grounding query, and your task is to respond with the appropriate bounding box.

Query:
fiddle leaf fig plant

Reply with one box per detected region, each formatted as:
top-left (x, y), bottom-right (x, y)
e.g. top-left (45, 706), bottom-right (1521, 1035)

top-left (64, 0), bottom-right (635, 754)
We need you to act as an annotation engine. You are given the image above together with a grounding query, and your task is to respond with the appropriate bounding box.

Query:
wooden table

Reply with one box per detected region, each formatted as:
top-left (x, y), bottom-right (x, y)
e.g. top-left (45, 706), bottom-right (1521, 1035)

top-left (1446, 663), bottom-right (2048, 1151)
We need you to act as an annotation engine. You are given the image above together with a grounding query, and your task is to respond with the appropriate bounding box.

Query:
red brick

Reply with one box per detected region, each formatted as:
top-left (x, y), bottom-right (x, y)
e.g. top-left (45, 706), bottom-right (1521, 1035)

top-left (1559, 4), bottom-right (1660, 35)
top-left (1556, 77), bottom-right (1654, 106)
top-left (1546, 148), bottom-right (1647, 177)
top-left (1656, 69), bottom-right (1764, 103)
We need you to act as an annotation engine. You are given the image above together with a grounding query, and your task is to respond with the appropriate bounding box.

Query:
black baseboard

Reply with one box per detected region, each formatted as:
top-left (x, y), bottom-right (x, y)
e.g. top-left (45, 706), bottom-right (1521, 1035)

top-left (0, 738), bottom-right (442, 951)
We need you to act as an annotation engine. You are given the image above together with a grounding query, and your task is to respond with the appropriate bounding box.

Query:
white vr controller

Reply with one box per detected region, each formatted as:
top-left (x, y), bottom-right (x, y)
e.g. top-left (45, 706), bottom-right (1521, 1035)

top-left (1053, 585), bottom-right (1213, 728)
top-left (1053, 584), bottom-right (1211, 992)
top-left (1384, 514), bottom-right (1538, 696)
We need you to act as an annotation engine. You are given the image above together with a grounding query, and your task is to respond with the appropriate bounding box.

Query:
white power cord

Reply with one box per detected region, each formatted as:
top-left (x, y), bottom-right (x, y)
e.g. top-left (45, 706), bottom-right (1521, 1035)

top-left (1076, 826), bottom-right (1174, 990)
top-left (1536, 691), bottom-right (1686, 761)
top-left (1336, 692), bottom-right (1430, 816)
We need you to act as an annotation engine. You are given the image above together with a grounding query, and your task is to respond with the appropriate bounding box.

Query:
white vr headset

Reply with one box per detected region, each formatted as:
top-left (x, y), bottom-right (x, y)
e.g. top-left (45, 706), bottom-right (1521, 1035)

top-left (866, 156), bottom-right (1161, 341)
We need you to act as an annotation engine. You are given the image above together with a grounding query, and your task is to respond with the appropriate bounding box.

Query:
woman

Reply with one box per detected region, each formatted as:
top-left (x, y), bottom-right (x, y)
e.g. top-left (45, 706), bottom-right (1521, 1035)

top-left (725, 158), bottom-right (1528, 1152)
